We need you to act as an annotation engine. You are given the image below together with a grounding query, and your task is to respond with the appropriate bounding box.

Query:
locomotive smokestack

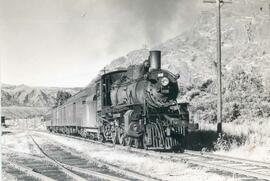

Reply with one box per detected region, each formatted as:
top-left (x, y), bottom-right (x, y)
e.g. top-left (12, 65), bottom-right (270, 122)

top-left (149, 50), bottom-right (161, 71)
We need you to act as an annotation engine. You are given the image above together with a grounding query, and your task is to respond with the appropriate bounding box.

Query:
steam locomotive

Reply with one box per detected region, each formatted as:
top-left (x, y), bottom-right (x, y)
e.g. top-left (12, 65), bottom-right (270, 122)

top-left (47, 50), bottom-right (198, 151)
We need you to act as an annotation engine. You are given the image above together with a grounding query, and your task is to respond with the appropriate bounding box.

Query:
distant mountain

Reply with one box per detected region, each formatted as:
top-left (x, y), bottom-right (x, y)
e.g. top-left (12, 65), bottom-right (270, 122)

top-left (1, 84), bottom-right (81, 107)
top-left (1, 84), bottom-right (81, 118)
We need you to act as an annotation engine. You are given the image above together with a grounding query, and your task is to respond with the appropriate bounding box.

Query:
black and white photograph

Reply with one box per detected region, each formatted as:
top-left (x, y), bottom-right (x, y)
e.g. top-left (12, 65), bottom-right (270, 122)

top-left (1, 0), bottom-right (270, 180)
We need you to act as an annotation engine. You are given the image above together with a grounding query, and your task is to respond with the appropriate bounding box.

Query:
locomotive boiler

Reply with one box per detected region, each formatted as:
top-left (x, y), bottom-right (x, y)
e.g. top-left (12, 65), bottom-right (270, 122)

top-left (110, 52), bottom-right (179, 108)
top-left (47, 50), bottom-right (198, 151)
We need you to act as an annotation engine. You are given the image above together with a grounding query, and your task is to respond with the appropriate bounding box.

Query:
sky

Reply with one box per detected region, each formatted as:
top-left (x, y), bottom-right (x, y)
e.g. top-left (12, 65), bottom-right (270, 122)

top-left (0, 0), bottom-right (201, 87)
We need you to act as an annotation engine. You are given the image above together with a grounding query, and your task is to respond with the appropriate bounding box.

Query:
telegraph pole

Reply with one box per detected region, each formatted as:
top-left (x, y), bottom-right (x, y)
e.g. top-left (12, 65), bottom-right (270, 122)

top-left (203, 0), bottom-right (232, 136)
top-left (268, 0), bottom-right (270, 20)
top-left (103, 67), bottom-right (107, 74)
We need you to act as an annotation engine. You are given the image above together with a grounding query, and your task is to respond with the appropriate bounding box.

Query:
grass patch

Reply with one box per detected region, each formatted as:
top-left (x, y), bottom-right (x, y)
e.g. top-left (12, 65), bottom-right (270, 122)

top-left (185, 130), bottom-right (247, 151)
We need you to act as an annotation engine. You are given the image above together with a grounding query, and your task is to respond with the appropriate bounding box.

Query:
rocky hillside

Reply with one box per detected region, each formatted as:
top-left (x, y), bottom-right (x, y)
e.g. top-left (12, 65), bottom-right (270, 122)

top-left (1, 84), bottom-right (81, 118)
top-left (103, 0), bottom-right (270, 123)
top-left (106, 1), bottom-right (270, 87)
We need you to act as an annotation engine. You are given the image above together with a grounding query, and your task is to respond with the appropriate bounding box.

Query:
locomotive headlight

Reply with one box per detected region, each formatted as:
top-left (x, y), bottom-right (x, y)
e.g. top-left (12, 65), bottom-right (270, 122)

top-left (161, 77), bottom-right (169, 86)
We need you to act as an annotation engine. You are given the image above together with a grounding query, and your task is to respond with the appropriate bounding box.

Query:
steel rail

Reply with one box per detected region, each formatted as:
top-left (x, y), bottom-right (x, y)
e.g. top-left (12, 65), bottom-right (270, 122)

top-left (178, 156), bottom-right (270, 181)
top-left (29, 135), bottom-right (132, 181)
top-left (4, 160), bottom-right (57, 181)
top-left (30, 135), bottom-right (89, 181)
top-left (56, 145), bottom-right (160, 181)
top-left (185, 150), bottom-right (270, 168)
top-left (55, 161), bottom-right (130, 181)
top-left (37, 131), bottom-right (270, 180)
top-left (36, 132), bottom-right (161, 181)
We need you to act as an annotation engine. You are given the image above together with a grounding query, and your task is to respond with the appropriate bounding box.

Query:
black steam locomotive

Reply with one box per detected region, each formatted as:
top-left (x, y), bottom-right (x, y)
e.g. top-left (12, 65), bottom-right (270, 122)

top-left (47, 50), bottom-right (198, 151)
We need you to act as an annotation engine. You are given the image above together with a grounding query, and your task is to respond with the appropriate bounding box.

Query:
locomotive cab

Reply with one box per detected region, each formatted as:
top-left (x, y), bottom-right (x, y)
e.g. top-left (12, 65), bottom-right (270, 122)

top-left (96, 70), bottom-right (127, 110)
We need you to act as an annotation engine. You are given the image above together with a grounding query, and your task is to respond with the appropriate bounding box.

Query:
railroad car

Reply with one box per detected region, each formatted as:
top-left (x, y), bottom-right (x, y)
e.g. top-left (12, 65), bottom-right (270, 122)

top-left (47, 50), bottom-right (198, 151)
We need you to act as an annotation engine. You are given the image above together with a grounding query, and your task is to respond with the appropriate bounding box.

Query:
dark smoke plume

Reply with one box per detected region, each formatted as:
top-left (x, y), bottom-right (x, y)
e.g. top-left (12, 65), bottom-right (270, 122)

top-left (106, 0), bottom-right (199, 55)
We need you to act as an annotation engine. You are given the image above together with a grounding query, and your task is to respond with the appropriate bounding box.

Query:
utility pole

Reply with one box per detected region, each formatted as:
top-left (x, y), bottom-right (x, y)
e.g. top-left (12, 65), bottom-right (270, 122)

top-left (142, 42), bottom-right (148, 49)
top-left (268, 0), bottom-right (270, 20)
top-left (203, 0), bottom-right (232, 137)
top-left (103, 67), bottom-right (107, 74)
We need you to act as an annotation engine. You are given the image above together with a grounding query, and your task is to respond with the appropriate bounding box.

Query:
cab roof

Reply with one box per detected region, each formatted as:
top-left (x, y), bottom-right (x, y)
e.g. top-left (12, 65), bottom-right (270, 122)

top-left (95, 70), bottom-right (127, 82)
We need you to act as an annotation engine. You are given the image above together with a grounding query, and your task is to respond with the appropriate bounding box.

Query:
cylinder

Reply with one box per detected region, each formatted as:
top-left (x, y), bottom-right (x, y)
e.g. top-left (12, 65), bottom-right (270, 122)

top-left (149, 50), bottom-right (161, 71)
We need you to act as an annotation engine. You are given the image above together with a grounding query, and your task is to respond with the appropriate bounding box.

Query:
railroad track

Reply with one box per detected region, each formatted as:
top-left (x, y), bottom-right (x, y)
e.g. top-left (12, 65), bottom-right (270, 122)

top-left (38, 131), bottom-right (270, 181)
top-left (29, 134), bottom-right (160, 181)
top-left (173, 151), bottom-right (270, 180)
top-left (3, 160), bottom-right (55, 181)
top-left (2, 152), bottom-right (76, 181)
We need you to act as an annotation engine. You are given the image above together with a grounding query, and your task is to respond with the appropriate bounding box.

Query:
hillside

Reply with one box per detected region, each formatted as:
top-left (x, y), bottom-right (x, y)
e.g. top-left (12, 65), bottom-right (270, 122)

top-left (1, 84), bottom-right (81, 118)
top-left (103, 0), bottom-right (270, 124)
top-left (107, 1), bottom-right (270, 86)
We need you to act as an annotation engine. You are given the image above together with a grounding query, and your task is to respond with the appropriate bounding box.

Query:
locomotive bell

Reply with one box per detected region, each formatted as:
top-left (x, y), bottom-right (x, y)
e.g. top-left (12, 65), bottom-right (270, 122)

top-left (149, 50), bottom-right (161, 71)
